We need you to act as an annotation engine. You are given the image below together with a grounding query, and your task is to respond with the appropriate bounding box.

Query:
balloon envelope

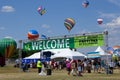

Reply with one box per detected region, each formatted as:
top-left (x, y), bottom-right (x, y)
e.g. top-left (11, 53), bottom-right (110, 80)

top-left (41, 34), bottom-right (47, 39)
top-left (37, 6), bottom-right (46, 16)
top-left (113, 45), bottom-right (120, 50)
top-left (37, 6), bottom-right (42, 12)
top-left (82, 0), bottom-right (89, 8)
top-left (64, 18), bottom-right (75, 32)
top-left (27, 30), bottom-right (39, 40)
top-left (112, 45), bottom-right (120, 54)
top-left (97, 18), bottom-right (103, 24)
top-left (0, 37), bottom-right (17, 58)
top-left (40, 9), bottom-right (46, 15)
top-left (107, 47), bottom-right (114, 54)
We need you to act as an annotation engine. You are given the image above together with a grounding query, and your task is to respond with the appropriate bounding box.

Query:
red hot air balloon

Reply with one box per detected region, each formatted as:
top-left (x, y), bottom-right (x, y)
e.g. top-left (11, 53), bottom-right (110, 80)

top-left (97, 18), bottom-right (103, 24)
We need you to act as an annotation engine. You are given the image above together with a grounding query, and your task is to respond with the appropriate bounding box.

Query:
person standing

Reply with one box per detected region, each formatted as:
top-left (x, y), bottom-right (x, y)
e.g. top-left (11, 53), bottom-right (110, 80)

top-left (37, 59), bottom-right (42, 74)
top-left (66, 61), bottom-right (71, 75)
top-left (77, 60), bottom-right (83, 76)
top-left (70, 60), bottom-right (77, 76)
top-left (109, 60), bottom-right (114, 74)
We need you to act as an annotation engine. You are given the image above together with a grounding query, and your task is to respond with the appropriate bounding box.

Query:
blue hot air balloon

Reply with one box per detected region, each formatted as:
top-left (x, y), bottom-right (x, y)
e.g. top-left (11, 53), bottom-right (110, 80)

top-left (82, 0), bottom-right (89, 8)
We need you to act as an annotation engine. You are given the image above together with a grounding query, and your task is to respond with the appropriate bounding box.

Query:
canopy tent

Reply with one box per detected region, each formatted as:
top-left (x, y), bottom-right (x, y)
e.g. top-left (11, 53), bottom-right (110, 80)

top-left (43, 48), bottom-right (70, 54)
top-left (22, 51), bottom-right (51, 63)
top-left (50, 49), bottom-right (86, 60)
top-left (22, 48), bottom-right (86, 63)
top-left (87, 46), bottom-right (112, 62)
top-left (95, 46), bottom-right (106, 56)
top-left (24, 52), bottom-right (41, 59)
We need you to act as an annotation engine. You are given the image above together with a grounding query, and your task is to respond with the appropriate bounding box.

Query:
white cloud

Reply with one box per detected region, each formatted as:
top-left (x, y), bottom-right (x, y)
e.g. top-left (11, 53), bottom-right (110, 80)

top-left (1, 6), bottom-right (15, 12)
top-left (98, 12), bottom-right (117, 19)
top-left (106, 16), bottom-right (120, 28)
top-left (103, 17), bottom-right (120, 46)
top-left (108, 0), bottom-right (120, 7)
top-left (41, 24), bottom-right (50, 28)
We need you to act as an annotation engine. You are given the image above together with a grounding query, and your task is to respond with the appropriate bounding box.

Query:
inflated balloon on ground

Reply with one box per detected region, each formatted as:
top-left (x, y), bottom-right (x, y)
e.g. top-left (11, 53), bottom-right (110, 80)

top-left (0, 37), bottom-right (17, 58)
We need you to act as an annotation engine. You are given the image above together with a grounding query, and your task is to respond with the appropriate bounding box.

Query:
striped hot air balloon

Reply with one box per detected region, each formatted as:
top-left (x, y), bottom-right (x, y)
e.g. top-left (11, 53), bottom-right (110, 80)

top-left (0, 37), bottom-right (17, 58)
top-left (64, 18), bottom-right (75, 32)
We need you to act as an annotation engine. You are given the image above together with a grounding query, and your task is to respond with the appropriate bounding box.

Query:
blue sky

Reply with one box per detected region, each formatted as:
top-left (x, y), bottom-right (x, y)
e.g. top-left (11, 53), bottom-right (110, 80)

top-left (0, 0), bottom-right (120, 51)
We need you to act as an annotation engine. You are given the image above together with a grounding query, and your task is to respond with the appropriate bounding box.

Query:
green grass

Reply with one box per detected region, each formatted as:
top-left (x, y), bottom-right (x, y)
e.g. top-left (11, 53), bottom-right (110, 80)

top-left (0, 64), bottom-right (120, 80)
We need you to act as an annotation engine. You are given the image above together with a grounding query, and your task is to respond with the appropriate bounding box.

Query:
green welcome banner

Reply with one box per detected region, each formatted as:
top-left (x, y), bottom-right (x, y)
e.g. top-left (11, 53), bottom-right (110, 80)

top-left (23, 38), bottom-right (74, 51)
top-left (23, 34), bottom-right (104, 51)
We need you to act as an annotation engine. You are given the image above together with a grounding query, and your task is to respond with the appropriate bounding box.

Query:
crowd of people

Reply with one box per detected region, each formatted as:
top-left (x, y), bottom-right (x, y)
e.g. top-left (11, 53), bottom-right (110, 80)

top-left (14, 57), bottom-right (120, 76)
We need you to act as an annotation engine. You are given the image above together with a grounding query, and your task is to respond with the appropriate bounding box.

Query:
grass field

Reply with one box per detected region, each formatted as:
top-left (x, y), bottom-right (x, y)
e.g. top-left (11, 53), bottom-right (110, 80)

top-left (0, 64), bottom-right (120, 80)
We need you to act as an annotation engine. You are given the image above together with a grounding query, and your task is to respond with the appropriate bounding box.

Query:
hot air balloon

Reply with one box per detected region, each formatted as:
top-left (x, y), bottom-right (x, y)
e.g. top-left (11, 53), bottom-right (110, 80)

top-left (82, 0), bottom-right (89, 8)
top-left (0, 37), bottom-right (17, 58)
top-left (97, 18), bottom-right (103, 24)
top-left (27, 30), bottom-right (39, 40)
top-left (41, 34), bottom-right (47, 39)
top-left (107, 47), bottom-right (114, 54)
top-left (112, 45), bottom-right (120, 54)
top-left (37, 6), bottom-right (46, 16)
top-left (37, 6), bottom-right (42, 12)
top-left (64, 18), bottom-right (75, 32)
top-left (113, 45), bottom-right (120, 50)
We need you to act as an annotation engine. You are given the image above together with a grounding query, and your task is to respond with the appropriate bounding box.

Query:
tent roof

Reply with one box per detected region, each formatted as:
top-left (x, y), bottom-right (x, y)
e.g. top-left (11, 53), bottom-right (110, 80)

top-left (24, 52), bottom-right (41, 59)
top-left (23, 48), bottom-right (86, 60)
top-left (43, 48), bottom-right (72, 54)
top-left (95, 46), bottom-right (105, 55)
top-left (51, 49), bottom-right (86, 60)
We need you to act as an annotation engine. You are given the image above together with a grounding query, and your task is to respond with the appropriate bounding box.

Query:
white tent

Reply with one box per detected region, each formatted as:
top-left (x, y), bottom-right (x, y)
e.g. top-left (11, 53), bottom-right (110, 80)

top-left (24, 52), bottom-right (41, 59)
top-left (95, 46), bottom-right (112, 61)
top-left (95, 46), bottom-right (105, 55)
top-left (50, 49), bottom-right (86, 60)
top-left (22, 49), bottom-right (86, 63)
top-left (43, 48), bottom-right (69, 54)
top-left (22, 52), bottom-right (41, 63)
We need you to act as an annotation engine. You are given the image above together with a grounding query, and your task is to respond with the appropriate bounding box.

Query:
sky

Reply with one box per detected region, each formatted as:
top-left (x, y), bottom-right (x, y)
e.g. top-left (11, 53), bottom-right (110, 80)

top-left (0, 0), bottom-right (120, 52)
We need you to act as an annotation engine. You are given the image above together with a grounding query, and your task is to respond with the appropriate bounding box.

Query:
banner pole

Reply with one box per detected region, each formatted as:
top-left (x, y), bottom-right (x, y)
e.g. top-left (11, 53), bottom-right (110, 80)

top-left (104, 31), bottom-right (109, 74)
top-left (18, 40), bottom-right (22, 71)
